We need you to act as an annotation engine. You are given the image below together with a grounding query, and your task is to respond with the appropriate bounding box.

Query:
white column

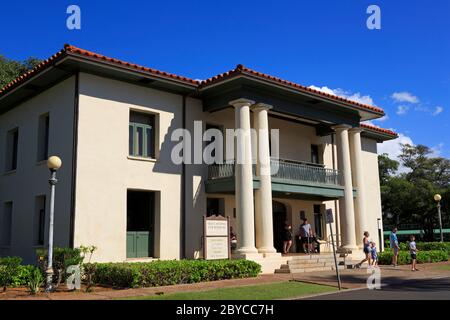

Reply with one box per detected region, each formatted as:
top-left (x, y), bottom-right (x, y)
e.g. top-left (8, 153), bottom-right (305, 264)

top-left (230, 98), bottom-right (258, 255)
top-left (349, 128), bottom-right (367, 246)
top-left (253, 103), bottom-right (277, 255)
top-left (333, 125), bottom-right (358, 250)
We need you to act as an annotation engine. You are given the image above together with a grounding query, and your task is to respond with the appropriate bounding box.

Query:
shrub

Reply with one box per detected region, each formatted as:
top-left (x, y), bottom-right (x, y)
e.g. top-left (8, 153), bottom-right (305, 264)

top-left (27, 267), bottom-right (44, 295)
top-left (415, 242), bottom-right (450, 253)
top-left (0, 256), bottom-right (22, 291)
top-left (90, 259), bottom-right (261, 288)
top-left (378, 250), bottom-right (448, 265)
top-left (10, 265), bottom-right (39, 287)
top-left (36, 247), bottom-right (84, 288)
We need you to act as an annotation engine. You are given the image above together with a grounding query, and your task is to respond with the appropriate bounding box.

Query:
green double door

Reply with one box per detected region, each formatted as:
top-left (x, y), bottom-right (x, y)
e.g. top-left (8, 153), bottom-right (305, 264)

top-left (126, 191), bottom-right (155, 258)
top-left (127, 231), bottom-right (152, 258)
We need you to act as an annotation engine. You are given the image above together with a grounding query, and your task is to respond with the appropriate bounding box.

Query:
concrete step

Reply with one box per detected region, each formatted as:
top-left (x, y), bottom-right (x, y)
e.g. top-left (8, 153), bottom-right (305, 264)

top-left (288, 259), bottom-right (344, 267)
top-left (290, 266), bottom-right (335, 273)
top-left (274, 268), bottom-right (291, 274)
top-left (289, 254), bottom-right (336, 260)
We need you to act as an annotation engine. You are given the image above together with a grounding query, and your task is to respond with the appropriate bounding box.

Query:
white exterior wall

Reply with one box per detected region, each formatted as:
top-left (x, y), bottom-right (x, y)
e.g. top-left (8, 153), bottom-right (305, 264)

top-left (361, 137), bottom-right (384, 251)
top-left (74, 73), bottom-right (183, 262)
top-left (0, 77), bottom-right (75, 264)
top-left (0, 72), bottom-right (385, 263)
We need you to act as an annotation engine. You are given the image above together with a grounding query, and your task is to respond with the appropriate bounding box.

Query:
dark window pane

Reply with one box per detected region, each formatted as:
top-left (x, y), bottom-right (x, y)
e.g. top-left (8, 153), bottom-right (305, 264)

top-left (44, 116), bottom-right (49, 159)
top-left (137, 127), bottom-right (144, 156)
top-left (311, 144), bottom-right (319, 164)
top-left (12, 131), bottom-right (18, 170)
top-left (146, 127), bottom-right (153, 158)
top-left (38, 207), bottom-right (45, 245)
top-left (129, 125), bottom-right (134, 156)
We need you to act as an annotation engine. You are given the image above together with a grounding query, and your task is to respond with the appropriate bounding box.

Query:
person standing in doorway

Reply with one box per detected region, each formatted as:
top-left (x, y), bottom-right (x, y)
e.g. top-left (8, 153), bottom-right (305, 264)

top-left (283, 223), bottom-right (293, 254)
top-left (230, 227), bottom-right (237, 253)
top-left (299, 218), bottom-right (312, 253)
top-left (390, 227), bottom-right (400, 267)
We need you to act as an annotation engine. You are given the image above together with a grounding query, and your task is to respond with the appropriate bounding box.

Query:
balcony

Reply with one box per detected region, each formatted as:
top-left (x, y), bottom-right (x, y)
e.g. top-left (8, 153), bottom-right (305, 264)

top-left (206, 159), bottom-right (348, 200)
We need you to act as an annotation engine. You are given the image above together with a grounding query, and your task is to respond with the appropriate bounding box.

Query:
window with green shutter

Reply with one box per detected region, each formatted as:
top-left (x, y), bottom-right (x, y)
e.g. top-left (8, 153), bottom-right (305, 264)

top-left (129, 111), bottom-right (155, 158)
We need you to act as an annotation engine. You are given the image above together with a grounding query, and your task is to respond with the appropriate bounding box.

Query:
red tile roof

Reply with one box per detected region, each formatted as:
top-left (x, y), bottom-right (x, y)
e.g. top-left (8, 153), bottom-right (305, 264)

top-left (199, 64), bottom-right (385, 115)
top-left (0, 45), bottom-right (385, 118)
top-left (0, 44), bottom-right (198, 97)
top-left (360, 123), bottom-right (398, 137)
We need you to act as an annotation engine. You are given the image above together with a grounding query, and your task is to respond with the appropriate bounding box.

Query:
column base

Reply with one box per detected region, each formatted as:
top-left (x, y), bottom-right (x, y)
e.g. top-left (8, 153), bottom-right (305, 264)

top-left (257, 247), bottom-right (278, 255)
top-left (261, 252), bottom-right (282, 258)
top-left (232, 252), bottom-right (263, 260)
top-left (339, 244), bottom-right (359, 252)
top-left (236, 247), bottom-right (259, 255)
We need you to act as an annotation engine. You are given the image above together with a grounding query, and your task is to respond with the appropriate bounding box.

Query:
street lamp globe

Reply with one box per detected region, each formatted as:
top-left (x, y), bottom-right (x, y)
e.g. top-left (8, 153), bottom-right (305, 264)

top-left (434, 194), bottom-right (442, 202)
top-left (47, 156), bottom-right (62, 171)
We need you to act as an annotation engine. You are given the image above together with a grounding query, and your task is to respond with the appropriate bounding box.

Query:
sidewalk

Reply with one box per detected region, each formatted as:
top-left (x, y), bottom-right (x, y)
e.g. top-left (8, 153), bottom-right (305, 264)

top-left (1, 261), bottom-right (449, 300)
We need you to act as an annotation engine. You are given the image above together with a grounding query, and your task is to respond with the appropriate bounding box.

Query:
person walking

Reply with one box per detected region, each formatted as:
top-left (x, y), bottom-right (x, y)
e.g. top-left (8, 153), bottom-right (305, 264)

top-left (390, 227), bottom-right (400, 267)
top-left (409, 235), bottom-right (419, 271)
top-left (283, 224), bottom-right (293, 254)
top-left (357, 231), bottom-right (371, 268)
top-left (370, 241), bottom-right (378, 267)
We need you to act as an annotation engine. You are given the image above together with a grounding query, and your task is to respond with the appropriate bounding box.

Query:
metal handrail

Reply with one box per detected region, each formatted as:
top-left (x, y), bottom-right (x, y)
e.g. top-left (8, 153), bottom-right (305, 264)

top-left (207, 158), bottom-right (343, 187)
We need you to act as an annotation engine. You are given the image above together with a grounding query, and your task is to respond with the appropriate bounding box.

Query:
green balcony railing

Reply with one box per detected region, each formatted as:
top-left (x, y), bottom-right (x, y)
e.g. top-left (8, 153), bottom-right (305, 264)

top-left (207, 159), bottom-right (343, 187)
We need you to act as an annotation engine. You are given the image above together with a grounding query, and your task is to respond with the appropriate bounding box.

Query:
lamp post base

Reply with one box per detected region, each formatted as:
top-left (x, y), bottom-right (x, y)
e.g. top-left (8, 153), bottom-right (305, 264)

top-left (45, 267), bottom-right (54, 293)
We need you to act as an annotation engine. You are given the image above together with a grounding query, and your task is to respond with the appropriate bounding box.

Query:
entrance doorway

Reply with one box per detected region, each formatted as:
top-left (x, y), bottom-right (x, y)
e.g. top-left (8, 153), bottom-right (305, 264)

top-left (272, 201), bottom-right (287, 253)
top-left (126, 190), bottom-right (155, 258)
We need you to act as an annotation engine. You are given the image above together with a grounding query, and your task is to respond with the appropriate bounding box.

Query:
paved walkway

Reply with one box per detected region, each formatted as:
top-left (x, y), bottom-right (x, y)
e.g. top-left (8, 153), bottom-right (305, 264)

top-left (2, 261), bottom-right (449, 300)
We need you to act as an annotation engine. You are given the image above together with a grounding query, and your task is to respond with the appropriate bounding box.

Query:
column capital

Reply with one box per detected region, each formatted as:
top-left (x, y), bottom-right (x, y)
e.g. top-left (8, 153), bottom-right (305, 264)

top-left (332, 124), bottom-right (352, 132)
top-left (349, 127), bottom-right (364, 134)
top-left (229, 98), bottom-right (255, 108)
top-left (252, 103), bottom-right (273, 112)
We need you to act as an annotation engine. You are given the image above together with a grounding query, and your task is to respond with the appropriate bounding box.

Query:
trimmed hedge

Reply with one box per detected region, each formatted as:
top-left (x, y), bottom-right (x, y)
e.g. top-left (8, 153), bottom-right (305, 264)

top-left (391, 242), bottom-right (450, 253)
top-left (89, 259), bottom-right (261, 288)
top-left (378, 250), bottom-right (448, 265)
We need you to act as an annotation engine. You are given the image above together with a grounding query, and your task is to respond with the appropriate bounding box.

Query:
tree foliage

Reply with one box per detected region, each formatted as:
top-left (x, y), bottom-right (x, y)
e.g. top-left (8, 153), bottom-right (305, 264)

top-left (379, 144), bottom-right (450, 240)
top-left (0, 55), bottom-right (41, 88)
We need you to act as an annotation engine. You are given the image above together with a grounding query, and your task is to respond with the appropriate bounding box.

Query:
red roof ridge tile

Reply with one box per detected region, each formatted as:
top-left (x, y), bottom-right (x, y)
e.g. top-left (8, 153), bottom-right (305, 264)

top-left (63, 44), bottom-right (199, 85)
top-left (360, 123), bottom-right (398, 136)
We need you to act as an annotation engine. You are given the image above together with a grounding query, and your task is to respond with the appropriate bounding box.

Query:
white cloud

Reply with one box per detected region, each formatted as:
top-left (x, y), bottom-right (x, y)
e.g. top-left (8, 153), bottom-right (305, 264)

top-left (396, 105), bottom-right (409, 115)
top-left (308, 85), bottom-right (375, 106)
top-left (391, 92), bottom-right (419, 104)
top-left (374, 115), bottom-right (389, 122)
top-left (378, 132), bottom-right (414, 173)
top-left (432, 106), bottom-right (444, 116)
top-left (430, 143), bottom-right (444, 157)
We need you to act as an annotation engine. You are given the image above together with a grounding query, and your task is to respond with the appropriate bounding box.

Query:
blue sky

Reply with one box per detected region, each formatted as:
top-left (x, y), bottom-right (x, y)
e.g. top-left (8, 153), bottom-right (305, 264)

top-left (1, 0), bottom-right (449, 159)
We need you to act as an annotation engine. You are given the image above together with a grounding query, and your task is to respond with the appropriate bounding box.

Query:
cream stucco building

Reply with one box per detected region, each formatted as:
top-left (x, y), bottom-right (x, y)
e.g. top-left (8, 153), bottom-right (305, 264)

top-left (0, 45), bottom-right (397, 270)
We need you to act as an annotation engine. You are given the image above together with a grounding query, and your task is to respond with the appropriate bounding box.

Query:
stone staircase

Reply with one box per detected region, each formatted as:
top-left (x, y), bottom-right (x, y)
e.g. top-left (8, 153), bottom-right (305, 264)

top-left (274, 253), bottom-right (350, 274)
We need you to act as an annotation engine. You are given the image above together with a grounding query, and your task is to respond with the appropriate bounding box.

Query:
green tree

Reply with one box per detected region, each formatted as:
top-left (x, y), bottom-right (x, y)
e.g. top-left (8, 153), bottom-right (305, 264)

top-left (0, 55), bottom-right (41, 88)
top-left (380, 144), bottom-right (450, 241)
top-left (378, 153), bottom-right (399, 185)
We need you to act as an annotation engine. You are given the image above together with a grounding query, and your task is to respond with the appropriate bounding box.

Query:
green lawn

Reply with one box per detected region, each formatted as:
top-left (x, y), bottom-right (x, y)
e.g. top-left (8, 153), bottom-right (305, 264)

top-left (122, 281), bottom-right (338, 300)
